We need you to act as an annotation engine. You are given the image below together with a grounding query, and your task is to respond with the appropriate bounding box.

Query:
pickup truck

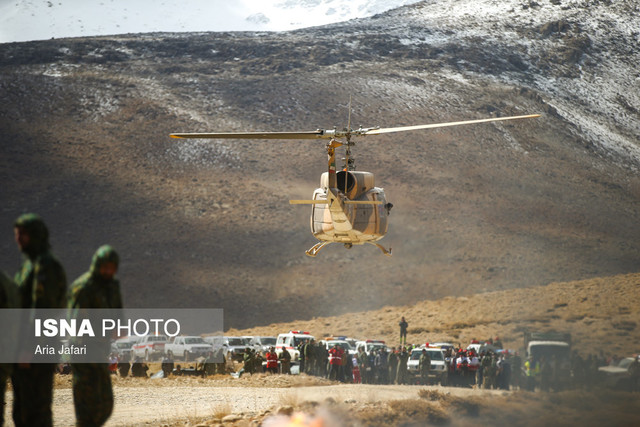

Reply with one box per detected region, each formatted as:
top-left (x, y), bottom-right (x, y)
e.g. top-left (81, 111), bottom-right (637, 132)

top-left (164, 336), bottom-right (213, 362)
top-left (131, 335), bottom-right (169, 361)
top-left (110, 336), bottom-right (140, 361)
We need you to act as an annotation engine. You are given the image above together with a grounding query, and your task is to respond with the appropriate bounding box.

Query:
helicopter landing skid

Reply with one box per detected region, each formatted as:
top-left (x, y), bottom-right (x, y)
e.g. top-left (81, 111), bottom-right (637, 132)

top-left (368, 242), bottom-right (392, 257)
top-left (305, 242), bottom-right (331, 257)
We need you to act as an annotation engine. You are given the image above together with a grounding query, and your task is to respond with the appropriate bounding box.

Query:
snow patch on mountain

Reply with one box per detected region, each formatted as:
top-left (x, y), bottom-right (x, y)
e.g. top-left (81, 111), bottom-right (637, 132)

top-left (0, 0), bottom-right (422, 43)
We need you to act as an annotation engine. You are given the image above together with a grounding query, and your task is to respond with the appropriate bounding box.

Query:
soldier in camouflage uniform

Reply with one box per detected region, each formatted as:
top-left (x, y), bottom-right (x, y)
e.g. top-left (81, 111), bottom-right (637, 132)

top-left (1, 271), bottom-right (19, 427)
top-left (68, 245), bottom-right (122, 427)
top-left (201, 351), bottom-right (216, 376)
top-left (419, 349), bottom-right (431, 385)
top-left (395, 347), bottom-right (409, 385)
top-left (243, 348), bottom-right (255, 375)
top-left (12, 214), bottom-right (67, 427)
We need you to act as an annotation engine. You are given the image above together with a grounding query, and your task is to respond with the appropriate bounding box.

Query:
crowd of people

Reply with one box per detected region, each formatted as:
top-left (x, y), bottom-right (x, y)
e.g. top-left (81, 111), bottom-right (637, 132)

top-left (225, 322), bottom-right (640, 394)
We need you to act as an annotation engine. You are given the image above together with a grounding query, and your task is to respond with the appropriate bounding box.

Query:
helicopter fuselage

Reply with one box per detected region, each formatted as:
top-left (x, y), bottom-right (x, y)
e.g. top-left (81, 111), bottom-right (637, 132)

top-left (311, 171), bottom-right (389, 246)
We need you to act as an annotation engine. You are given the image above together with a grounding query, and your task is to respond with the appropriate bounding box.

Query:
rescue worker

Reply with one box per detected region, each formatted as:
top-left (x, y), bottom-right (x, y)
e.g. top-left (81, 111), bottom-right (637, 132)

top-left (351, 353), bottom-right (361, 383)
top-left (68, 245), bottom-right (123, 427)
top-left (327, 344), bottom-right (344, 381)
top-left (468, 351), bottom-right (480, 387)
top-left (456, 350), bottom-right (470, 387)
top-left (419, 349), bottom-right (431, 385)
top-left (524, 356), bottom-right (539, 391)
top-left (12, 214), bottom-right (67, 427)
top-left (265, 347), bottom-right (278, 374)
top-left (1, 271), bottom-right (19, 427)
top-left (108, 354), bottom-right (118, 375)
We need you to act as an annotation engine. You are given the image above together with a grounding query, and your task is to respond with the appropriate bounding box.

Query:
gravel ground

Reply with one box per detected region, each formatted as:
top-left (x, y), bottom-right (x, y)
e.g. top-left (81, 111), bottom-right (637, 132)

top-left (3, 375), bottom-right (505, 426)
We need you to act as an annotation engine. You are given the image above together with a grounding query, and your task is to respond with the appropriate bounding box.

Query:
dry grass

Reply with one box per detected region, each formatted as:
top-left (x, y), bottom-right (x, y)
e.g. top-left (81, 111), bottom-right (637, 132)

top-left (356, 400), bottom-right (450, 426)
top-left (126, 380), bottom-right (640, 427)
top-left (348, 388), bottom-right (640, 427)
top-left (278, 392), bottom-right (300, 408)
top-left (50, 370), bottom-right (335, 392)
top-left (210, 401), bottom-right (233, 420)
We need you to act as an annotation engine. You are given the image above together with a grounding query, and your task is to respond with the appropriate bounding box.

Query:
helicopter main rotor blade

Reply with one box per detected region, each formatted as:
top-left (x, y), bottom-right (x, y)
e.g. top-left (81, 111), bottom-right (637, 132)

top-left (361, 114), bottom-right (540, 136)
top-left (170, 130), bottom-right (330, 140)
top-left (170, 114), bottom-right (540, 140)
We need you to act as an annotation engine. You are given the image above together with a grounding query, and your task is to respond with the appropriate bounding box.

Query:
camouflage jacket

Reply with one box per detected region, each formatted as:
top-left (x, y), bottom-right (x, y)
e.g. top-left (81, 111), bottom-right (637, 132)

top-left (68, 246), bottom-right (122, 310)
top-left (14, 214), bottom-right (67, 309)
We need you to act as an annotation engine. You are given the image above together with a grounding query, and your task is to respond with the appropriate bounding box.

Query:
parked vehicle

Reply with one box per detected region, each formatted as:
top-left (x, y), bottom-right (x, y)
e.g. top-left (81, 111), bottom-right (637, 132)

top-left (224, 336), bottom-right (253, 361)
top-left (598, 357), bottom-right (638, 391)
top-left (165, 336), bottom-right (213, 362)
top-left (111, 336), bottom-right (139, 360)
top-left (132, 335), bottom-right (169, 361)
top-left (407, 346), bottom-right (448, 385)
top-left (275, 331), bottom-right (315, 362)
top-left (248, 336), bottom-right (277, 355)
top-left (319, 339), bottom-right (354, 356)
top-left (322, 336), bottom-right (357, 355)
top-left (524, 331), bottom-right (572, 389)
top-left (355, 339), bottom-right (387, 354)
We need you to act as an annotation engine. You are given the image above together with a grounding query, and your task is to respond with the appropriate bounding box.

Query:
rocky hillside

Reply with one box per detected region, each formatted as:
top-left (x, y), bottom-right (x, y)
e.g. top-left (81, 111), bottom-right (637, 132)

top-left (0, 0), bottom-right (638, 329)
top-left (228, 272), bottom-right (640, 356)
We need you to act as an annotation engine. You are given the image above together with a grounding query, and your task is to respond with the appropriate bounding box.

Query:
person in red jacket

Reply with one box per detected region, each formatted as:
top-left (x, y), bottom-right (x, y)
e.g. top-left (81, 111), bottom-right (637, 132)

top-left (328, 344), bottom-right (344, 381)
top-left (265, 347), bottom-right (279, 374)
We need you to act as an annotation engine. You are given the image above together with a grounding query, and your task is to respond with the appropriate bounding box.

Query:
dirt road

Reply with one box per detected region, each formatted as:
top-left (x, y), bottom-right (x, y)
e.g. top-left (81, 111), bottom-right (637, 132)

top-left (3, 381), bottom-right (505, 426)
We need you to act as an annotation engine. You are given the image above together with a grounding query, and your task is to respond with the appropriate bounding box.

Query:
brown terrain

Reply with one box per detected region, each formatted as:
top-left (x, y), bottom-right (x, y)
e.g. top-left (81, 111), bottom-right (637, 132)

top-left (0, 1), bottom-right (638, 339)
top-left (3, 1), bottom-right (640, 424)
top-left (2, 2), bottom-right (640, 425)
top-left (230, 272), bottom-right (640, 357)
top-left (3, 272), bottom-right (637, 426)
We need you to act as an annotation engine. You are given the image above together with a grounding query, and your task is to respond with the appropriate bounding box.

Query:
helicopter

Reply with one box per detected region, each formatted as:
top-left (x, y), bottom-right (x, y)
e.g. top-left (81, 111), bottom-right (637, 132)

top-left (171, 112), bottom-right (540, 257)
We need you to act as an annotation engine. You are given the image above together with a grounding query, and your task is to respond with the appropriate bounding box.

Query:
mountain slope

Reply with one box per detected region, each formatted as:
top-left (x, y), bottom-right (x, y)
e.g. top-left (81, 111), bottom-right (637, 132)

top-left (0, 0), bottom-right (638, 329)
top-left (227, 272), bottom-right (640, 355)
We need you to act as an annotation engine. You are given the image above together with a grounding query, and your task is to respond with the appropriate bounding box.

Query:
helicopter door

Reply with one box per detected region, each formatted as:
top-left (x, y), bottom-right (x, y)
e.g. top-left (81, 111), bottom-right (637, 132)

top-left (311, 189), bottom-right (331, 235)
